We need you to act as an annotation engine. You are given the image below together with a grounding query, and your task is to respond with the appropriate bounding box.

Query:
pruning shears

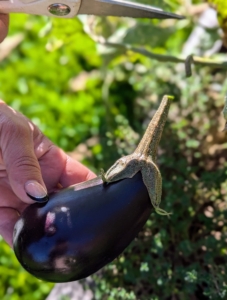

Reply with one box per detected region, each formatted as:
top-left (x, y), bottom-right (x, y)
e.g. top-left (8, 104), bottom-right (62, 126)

top-left (0, 0), bottom-right (184, 20)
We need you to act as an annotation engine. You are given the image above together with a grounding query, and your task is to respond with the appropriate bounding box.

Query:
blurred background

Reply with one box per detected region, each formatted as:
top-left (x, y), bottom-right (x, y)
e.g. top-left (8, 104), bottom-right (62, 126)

top-left (1, 0), bottom-right (227, 299)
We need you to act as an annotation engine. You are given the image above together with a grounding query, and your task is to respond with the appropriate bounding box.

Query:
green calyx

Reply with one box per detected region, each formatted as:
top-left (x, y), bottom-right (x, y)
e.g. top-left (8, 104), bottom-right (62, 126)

top-left (100, 168), bottom-right (108, 183)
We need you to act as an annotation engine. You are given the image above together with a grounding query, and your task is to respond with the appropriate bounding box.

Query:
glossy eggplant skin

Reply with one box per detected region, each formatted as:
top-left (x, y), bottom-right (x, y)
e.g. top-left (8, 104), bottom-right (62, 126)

top-left (13, 172), bottom-right (152, 283)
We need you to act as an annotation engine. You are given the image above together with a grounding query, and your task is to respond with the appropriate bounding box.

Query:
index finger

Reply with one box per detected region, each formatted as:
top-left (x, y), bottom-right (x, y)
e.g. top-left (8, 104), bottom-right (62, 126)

top-left (0, 207), bottom-right (21, 247)
top-left (38, 145), bottom-right (96, 190)
top-left (0, 14), bottom-right (9, 43)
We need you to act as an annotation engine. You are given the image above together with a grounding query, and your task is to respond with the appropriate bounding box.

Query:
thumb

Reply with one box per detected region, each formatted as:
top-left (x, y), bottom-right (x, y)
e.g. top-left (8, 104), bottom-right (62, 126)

top-left (1, 116), bottom-right (48, 204)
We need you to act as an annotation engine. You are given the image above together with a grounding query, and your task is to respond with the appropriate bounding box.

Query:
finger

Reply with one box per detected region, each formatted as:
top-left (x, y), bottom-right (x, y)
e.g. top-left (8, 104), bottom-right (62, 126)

top-left (0, 180), bottom-right (29, 247)
top-left (38, 145), bottom-right (96, 189)
top-left (0, 180), bottom-right (28, 212)
top-left (0, 207), bottom-right (20, 247)
top-left (0, 14), bottom-right (9, 43)
top-left (38, 145), bottom-right (68, 192)
top-left (0, 104), bottom-right (48, 204)
top-left (59, 155), bottom-right (96, 187)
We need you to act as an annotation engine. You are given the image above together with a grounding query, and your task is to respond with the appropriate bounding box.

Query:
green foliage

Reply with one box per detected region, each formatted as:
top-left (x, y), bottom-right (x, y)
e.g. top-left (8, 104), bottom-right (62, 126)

top-left (91, 67), bottom-right (227, 299)
top-left (1, 0), bottom-right (227, 299)
top-left (0, 15), bottom-right (103, 152)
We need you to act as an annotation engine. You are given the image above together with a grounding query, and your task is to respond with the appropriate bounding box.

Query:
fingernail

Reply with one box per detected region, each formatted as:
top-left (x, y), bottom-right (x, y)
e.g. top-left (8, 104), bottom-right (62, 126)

top-left (25, 180), bottom-right (49, 203)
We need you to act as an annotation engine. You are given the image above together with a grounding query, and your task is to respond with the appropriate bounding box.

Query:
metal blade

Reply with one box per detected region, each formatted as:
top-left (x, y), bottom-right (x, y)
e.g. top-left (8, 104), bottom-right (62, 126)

top-left (78, 0), bottom-right (184, 19)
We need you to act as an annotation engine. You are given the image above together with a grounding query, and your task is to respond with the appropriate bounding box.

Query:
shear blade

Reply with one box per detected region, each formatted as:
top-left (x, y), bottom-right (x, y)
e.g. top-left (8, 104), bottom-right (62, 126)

top-left (78, 0), bottom-right (184, 19)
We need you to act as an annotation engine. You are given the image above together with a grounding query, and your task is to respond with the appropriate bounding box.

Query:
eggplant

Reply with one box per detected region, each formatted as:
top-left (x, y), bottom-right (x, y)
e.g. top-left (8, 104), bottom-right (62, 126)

top-left (13, 96), bottom-right (172, 282)
top-left (13, 172), bottom-right (152, 282)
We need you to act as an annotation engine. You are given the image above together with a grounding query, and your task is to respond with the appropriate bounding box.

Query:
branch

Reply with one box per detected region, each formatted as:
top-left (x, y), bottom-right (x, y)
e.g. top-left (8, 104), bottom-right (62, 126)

top-left (83, 17), bottom-right (227, 77)
top-left (99, 41), bottom-right (227, 77)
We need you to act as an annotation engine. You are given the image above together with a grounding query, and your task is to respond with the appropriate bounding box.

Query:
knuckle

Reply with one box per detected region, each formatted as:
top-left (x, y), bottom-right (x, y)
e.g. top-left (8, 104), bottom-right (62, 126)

top-left (0, 112), bottom-right (30, 143)
top-left (7, 156), bottom-right (41, 182)
top-left (9, 155), bottom-right (40, 174)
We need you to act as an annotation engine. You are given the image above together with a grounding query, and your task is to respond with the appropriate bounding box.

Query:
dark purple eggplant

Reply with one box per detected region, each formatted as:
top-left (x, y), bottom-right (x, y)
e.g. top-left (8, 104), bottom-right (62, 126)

top-left (13, 172), bottom-right (152, 282)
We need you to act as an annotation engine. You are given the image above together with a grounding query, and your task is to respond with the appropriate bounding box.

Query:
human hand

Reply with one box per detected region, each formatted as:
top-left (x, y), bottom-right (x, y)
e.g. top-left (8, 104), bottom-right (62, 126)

top-left (0, 14), bottom-right (9, 42)
top-left (0, 100), bottom-right (96, 247)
